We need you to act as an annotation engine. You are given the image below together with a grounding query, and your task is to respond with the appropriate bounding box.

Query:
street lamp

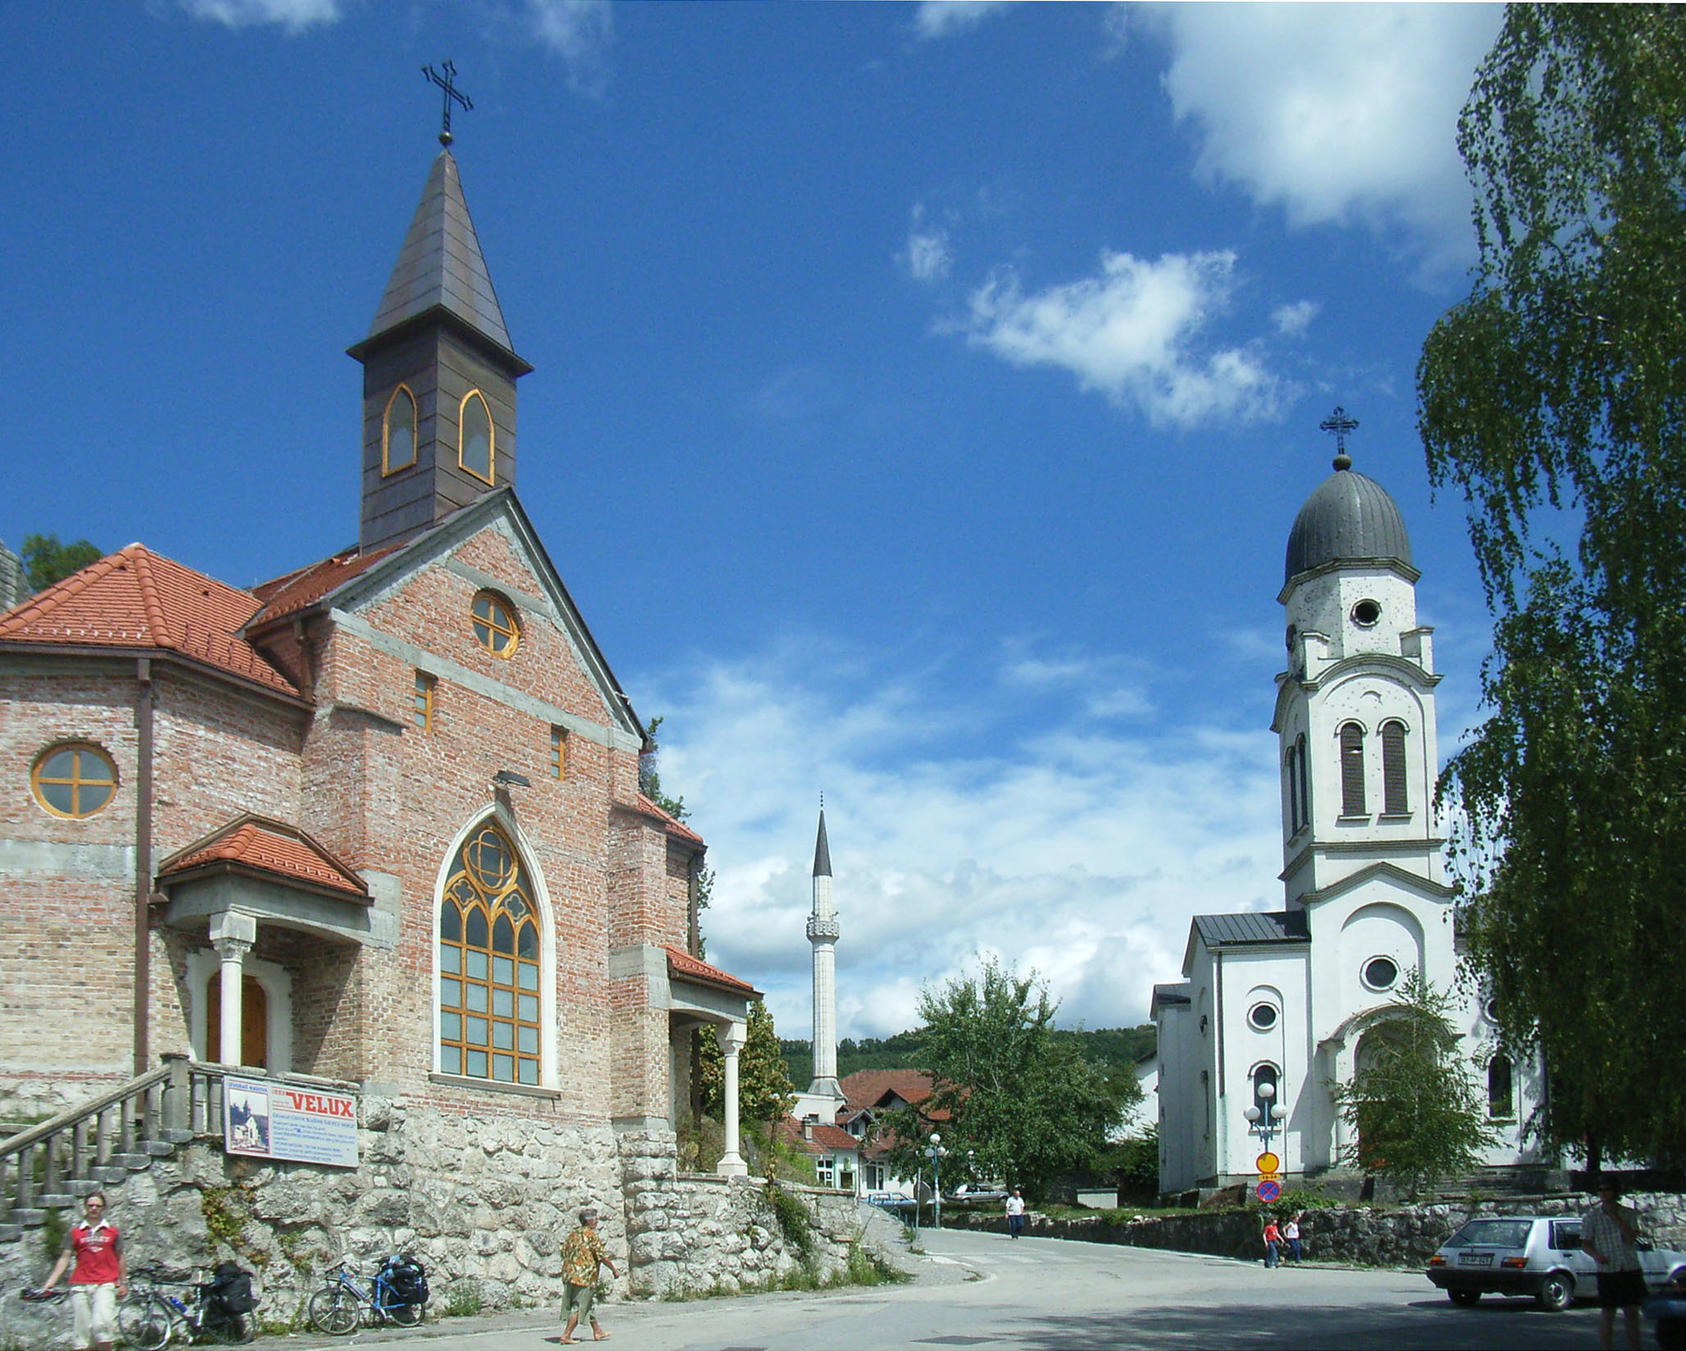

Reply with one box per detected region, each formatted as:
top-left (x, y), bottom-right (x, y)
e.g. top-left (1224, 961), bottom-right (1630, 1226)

top-left (1243, 1080), bottom-right (1288, 1153)
top-left (927, 1132), bottom-right (948, 1230)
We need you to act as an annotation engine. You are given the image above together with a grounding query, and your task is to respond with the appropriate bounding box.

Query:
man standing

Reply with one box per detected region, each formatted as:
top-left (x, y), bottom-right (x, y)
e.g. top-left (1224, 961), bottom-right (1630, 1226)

top-left (1005, 1189), bottom-right (1026, 1239)
top-left (560, 1206), bottom-right (618, 1345)
top-left (41, 1191), bottom-right (127, 1351)
top-left (1583, 1178), bottom-right (1645, 1351)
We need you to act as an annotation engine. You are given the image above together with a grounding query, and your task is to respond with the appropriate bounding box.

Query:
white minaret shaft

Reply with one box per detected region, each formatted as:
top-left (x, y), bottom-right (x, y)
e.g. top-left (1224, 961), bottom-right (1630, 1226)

top-left (806, 808), bottom-right (841, 1097)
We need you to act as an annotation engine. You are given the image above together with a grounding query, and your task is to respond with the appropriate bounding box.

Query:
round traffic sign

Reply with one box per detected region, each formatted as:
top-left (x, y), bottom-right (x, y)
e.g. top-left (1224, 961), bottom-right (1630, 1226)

top-left (1257, 1179), bottom-right (1282, 1203)
top-left (1256, 1152), bottom-right (1280, 1174)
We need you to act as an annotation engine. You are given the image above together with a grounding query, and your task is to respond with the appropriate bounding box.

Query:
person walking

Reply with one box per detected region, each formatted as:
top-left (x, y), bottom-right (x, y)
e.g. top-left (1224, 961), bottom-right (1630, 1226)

top-left (1262, 1215), bottom-right (1282, 1269)
top-left (1583, 1178), bottom-right (1645, 1351)
top-left (40, 1191), bottom-right (127, 1351)
top-left (560, 1206), bottom-right (618, 1344)
top-left (1005, 1188), bottom-right (1026, 1239)
top-left (1283, 1213), bottom-right (1302, 1263)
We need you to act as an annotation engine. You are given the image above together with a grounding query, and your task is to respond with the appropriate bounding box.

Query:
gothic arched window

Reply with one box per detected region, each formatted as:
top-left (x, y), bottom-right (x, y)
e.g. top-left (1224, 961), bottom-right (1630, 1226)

top-left (1284, 745), bottom-right (1301, 835)
top-left (1339, 722), bottom-right (1367, 816)
top-left (383, 385), bottom-right (417, 474)
top-left (1381, 720), bottom-right (1408, 815)
top-left (459, 390), bottom-right (494, 484)
top-left (1487, 1054), bottom-right (1514, 1119)
top-left (439, 820), bottom-right (541, 1084)
top-left (1296, 733), bottom-right (1310, 832)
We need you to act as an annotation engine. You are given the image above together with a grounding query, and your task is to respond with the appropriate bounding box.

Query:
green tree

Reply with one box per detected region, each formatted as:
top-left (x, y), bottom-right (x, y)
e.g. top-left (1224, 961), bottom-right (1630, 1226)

top-left (880, 960), bottom-right (1134, 1197)
top-left (21, 534), bottom-right (101, 591)
top-left (696, 999), bottom-right (796, 1127)
top-left (1333, 972), bottom-right (1498, 1199)
top-left (1416, 5), bottom-right (1686, 1167)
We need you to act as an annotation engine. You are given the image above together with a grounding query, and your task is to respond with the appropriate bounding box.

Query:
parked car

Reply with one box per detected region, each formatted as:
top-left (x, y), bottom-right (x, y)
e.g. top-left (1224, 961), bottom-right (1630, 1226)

top-left (944, 1184), bottom-right (1009, 1204)
top-left (1426, 1215), bottom-right (1686, 1312)
top-left (863, 1191), bottom-right (916, 1213)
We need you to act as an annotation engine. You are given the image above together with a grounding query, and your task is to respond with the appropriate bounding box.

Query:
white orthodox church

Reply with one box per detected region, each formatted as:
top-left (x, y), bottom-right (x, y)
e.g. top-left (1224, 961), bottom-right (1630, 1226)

top-left (1151, 435), bottom-right (1542, 1194)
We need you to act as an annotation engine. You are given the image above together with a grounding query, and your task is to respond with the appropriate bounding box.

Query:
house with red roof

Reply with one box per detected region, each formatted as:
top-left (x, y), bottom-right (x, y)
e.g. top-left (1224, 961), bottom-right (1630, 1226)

top-left (0, 138), bottom-right (762, 1287)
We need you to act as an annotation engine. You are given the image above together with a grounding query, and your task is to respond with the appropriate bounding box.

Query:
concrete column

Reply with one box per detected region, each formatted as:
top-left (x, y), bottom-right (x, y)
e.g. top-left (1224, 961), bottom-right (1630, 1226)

top-left (210, 912), bottom-right (257, 1067)
top-left (715, 1021), bottom-right (748, 1177)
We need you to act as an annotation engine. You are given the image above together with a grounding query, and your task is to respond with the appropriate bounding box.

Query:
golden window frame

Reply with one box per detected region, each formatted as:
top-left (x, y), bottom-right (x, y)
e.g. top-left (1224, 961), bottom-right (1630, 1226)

top-left (458, 389), bottom-right (495, 485)
top-left (438, 821), bottom-right (542, 1085)
top-left (31, 741), bottom-right (118, 819)
top-left (414, 671), bottom-right (436, 730)
top-left (472, 591), bottom-right (520, 658)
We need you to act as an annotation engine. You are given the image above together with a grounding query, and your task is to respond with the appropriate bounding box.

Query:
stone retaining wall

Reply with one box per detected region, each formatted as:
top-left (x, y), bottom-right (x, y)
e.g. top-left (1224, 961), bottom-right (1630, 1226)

top-left (0, 1100), bottom-right (904, 1349)
top-left (950, 1193), bottom-right (1686, 1267)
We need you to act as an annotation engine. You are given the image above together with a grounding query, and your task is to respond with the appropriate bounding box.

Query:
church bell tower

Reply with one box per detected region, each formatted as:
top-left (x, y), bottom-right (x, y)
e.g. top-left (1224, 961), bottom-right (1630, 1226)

top-left (349, 126), bottom-right (533, 555)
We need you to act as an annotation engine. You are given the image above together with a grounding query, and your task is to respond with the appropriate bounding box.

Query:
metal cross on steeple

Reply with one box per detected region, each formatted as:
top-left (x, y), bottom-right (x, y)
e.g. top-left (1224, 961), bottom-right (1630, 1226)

top-left (1319, 405), bottom-right (1359, 469)
top-left (422, 61), bottom-right (473, 147)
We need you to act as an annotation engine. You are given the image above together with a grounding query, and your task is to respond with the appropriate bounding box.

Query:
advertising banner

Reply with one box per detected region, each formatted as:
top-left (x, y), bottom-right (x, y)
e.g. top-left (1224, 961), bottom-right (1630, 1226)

top-left (224, 1077), bottom-right (359, 1168)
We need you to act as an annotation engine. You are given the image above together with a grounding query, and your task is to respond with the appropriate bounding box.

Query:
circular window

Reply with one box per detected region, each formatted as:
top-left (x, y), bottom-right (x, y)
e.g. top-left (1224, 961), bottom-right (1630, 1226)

top-left (472, 592), bottom-right (520, 657)
top-left (32, 742), bottom-right (118, 818)
top-left (1248, 1002), bottom-right (1279, 1031)
top-left (1351, 599), bottom-right (1381, 627)
top-left (1362, 956), bottom-right (1400, 992)
top-left (1485, 998), bottom-right (1500, 1024)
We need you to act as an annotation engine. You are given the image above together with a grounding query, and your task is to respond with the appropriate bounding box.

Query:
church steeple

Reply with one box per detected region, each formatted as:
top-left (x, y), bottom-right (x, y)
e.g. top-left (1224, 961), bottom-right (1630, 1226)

top-left (349, 148), bottom-right (533, 554)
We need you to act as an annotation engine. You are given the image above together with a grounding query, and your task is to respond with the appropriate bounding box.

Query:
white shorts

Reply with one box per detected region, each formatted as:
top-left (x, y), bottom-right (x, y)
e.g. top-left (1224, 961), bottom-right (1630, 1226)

top-left (72, 1283), bottom-right (118, 1344)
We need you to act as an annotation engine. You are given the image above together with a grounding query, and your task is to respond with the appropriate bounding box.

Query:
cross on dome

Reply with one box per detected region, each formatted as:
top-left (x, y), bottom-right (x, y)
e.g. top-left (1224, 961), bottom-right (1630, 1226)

top-left (1318, 405), bottom-right (1360, 470)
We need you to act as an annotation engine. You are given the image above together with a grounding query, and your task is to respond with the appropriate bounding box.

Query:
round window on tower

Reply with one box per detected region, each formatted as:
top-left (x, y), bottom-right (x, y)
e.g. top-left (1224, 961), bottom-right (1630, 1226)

top-left (1351, 598), bottom-right (1381, 628)
top-left (1362, 956), bottom-right (1400, 992)
top-left (1248, 1002), bottom-right (1279, 1032)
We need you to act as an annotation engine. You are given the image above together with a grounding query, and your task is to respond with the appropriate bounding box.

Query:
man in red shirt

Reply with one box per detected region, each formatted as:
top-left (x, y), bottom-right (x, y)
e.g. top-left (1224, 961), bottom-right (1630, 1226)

top-left (42, 1191), bottom-right (127, 1351)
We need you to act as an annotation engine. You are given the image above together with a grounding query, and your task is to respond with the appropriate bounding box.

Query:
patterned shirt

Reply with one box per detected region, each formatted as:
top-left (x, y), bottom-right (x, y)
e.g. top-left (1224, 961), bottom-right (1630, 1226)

top-left (1583, 1203), bottom-right (1641, 1272)
top-left (561, 1224), bottom-right (609, 1287)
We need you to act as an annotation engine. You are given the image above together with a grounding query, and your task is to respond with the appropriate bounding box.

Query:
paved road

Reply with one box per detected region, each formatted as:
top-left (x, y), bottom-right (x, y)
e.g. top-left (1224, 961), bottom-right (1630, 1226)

top-left (276, 1227), bottom-right (1614, 1350)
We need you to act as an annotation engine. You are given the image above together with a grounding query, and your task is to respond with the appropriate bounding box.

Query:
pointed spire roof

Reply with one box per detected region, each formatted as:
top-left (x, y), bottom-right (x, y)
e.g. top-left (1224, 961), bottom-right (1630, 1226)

top-left (813, 809), bottom-right (832, 878)
top-left (359, 149), bottom-right (526, 368)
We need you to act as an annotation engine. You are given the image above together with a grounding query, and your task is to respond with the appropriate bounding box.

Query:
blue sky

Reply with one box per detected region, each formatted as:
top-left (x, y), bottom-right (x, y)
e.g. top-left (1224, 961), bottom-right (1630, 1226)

top-left (6, 1), bottom-right (1506, 1040)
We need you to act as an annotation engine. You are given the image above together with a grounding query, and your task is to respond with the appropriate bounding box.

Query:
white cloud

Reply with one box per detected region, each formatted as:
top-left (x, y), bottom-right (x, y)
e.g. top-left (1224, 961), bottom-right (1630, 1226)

top-left (1272, 300), bottom-right (1319, 338)
top-left (177, 0), bottom-right (338, 32)
top-left (1150, 4), bottom-right (1502, 258)
top-left (527, 0), bottom-right (613, 96)
top-left (904, 217), bottom-right (954, 284)
top-left (643, 635), bottom-right (1283, 1043)
top-left (959, 249), bottom-right (1282, 427)
top-left (913, 1), bottom-right (1020, 41)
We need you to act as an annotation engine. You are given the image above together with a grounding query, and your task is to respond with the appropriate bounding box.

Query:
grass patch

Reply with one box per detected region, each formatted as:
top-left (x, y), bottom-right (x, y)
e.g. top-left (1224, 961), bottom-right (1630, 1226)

top-left (439, 1281), bottom-right (485, 1318)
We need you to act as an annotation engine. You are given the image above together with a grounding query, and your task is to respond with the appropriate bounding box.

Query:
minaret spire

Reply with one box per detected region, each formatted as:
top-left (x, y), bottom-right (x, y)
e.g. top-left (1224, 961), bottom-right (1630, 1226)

top-left (806, 801), bottom-right (841, 1101)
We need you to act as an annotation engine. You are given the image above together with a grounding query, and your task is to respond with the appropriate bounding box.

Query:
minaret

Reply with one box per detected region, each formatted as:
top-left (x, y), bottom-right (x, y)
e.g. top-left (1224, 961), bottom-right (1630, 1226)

top-left (806, 806), bottom-right (842, 1101)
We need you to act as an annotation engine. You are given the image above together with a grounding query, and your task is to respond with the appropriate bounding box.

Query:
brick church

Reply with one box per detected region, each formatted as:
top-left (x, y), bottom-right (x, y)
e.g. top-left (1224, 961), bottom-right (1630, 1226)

top-left (0, 136), bottom-right (763, 1274)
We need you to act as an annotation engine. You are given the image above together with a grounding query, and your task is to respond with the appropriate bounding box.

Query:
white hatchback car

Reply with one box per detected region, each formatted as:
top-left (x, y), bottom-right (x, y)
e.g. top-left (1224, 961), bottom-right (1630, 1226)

top-left (1427, 1215), bottom-right (1686, 1311)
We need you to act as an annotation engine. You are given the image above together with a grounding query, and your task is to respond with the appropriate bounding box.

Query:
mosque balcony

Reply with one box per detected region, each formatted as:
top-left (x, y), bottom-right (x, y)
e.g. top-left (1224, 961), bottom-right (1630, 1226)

top-left (806, 915), bottom-right (840, 942)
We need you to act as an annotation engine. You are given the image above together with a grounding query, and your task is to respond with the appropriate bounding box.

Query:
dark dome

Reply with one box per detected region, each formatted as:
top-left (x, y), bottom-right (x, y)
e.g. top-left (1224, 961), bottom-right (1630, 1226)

top-left (1283, 462), bottom-right (1412, 586)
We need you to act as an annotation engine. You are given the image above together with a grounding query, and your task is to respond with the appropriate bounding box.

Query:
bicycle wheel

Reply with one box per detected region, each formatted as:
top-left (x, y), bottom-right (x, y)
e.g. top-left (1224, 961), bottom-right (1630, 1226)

top-left (307, 1287), bottom-right (360, 1336)
top-left (387, 1300), bottom-right (424, 1327)
top-left (119, 1293), bottom-right (174, 1351)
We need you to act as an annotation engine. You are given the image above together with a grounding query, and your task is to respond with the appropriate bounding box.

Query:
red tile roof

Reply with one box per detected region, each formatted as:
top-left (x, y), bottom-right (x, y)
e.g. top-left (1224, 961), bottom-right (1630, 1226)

top-left (665, 945), bottom-right (762, 998)
top-left (774, 1117), bottom-right (861, 1155)
top-left (636, 794), bottom-right (705, 846)
top-left (840, 1069), bottom-right (938, 1112)
top-left (0, 545), bottom-right (300, 695)
top-left (247, 545), bottom-right (397, 628)
top-left (158, 815), bottom-right (369, 899)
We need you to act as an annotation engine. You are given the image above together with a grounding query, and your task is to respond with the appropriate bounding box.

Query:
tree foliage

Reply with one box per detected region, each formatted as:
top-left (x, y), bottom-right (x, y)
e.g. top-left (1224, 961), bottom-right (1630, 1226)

top-left (880, 960), bottom-right (1135, 1197)
top-left (1333, 972), bottom-right (1498, 1199)
top-left (20, 534), bottom-right (101, 591)
top-left (696, 999), bottom-right (796, 1126)
top-left (1417, 4), bottom-right (1686, 1166)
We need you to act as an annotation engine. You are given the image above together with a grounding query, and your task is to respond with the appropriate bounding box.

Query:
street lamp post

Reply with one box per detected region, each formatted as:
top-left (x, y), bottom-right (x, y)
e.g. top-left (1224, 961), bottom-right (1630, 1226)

top-left (927, 1133), bottom-right (947, 1230)
top-left (1243, 1080), bottom-right (1288, 1155)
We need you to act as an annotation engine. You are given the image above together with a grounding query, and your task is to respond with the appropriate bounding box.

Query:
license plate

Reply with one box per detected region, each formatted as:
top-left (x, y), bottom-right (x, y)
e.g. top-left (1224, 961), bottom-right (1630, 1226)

top-left (1458, 1253), bottom-right (1494, 1267)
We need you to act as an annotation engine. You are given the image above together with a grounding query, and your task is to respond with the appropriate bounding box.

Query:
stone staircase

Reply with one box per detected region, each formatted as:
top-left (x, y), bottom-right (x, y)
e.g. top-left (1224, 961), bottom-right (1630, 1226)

top-left (0, 1055), bottom-right (217, 1242)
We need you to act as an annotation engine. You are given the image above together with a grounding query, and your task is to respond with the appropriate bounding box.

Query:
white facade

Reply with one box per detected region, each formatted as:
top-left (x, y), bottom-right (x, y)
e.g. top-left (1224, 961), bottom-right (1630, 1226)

top-left (1152, 449), bottom-right (1541, 1193)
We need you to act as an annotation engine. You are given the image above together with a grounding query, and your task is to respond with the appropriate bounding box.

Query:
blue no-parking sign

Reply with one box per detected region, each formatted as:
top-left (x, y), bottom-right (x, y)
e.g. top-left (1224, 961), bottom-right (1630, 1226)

top-left (1256, 1179), bottom-right (1282, 1203)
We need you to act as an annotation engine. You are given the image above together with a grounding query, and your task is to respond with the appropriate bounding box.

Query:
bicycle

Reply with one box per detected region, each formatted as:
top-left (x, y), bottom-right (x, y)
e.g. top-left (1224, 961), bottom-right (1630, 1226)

top-left (118, 1262), bottom-right (255, 1347)
top-left (307, 1257), bottom-right (425, 1335)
